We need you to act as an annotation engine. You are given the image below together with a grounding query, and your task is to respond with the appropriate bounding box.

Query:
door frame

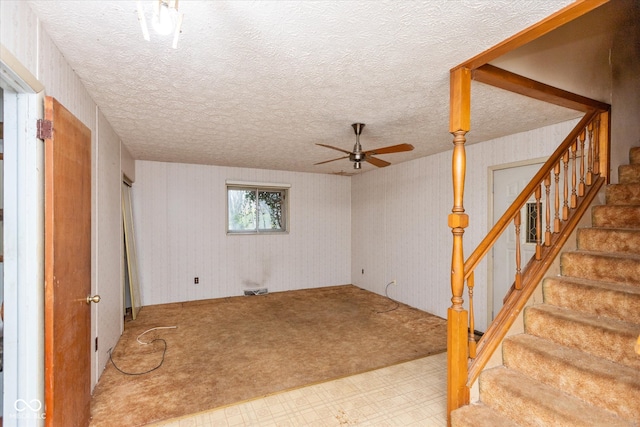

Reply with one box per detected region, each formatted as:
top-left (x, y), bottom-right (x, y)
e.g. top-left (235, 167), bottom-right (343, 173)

top-left (487, 157), bottom-right (545, 328)
top-left (1, 47), bottom-right (46, 423)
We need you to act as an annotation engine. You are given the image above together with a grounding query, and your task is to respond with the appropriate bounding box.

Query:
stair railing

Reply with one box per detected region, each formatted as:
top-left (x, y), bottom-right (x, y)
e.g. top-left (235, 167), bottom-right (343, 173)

top-left (464, 109), bottom-right (609, 385)
top-left (445, 4), bottom-right (614, 422)
top-left (447, 71), bottom-right (610, 424)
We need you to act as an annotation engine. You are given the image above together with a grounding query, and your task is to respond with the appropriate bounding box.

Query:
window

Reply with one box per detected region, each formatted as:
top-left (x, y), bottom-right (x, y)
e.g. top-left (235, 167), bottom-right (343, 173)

top-left (227, 183), bottom-right (289, 234)
top-left (526, 202), bottom-right (539, 244)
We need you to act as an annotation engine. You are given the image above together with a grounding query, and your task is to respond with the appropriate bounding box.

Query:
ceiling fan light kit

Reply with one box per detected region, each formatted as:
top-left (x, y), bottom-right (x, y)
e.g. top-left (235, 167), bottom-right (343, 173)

top-left (315, 123), bottom-right (414, 171)
top-left (152, 1), bottom-right (176, 35)
top-left (137, 0), bottom-right (184, 49)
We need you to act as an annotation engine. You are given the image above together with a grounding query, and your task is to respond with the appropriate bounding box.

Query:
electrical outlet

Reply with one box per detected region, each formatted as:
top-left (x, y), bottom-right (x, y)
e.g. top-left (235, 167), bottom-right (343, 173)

top-left (194, 277), bottom-right (199, 284)
top-left (392, 279), bottom-right (397, 285)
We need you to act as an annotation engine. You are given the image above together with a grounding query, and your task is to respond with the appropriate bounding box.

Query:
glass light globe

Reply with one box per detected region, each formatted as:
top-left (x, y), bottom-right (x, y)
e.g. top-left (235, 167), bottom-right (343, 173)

top-left (152, 2), bottom-right (175, 35)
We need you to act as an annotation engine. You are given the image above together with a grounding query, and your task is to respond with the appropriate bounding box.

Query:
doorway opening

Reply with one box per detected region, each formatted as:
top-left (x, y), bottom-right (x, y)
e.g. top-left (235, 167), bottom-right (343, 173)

top-left (0, 58), bottom-right (46, 422)
top-left (489, 159), bottom-right (546, 323)
top-left (122, 180), bottom-right (141, 322)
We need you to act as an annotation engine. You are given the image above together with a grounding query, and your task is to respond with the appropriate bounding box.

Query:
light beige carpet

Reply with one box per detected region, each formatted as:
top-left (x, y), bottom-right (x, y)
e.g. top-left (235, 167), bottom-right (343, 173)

top-left (90, 285), bottom-right (448, 426)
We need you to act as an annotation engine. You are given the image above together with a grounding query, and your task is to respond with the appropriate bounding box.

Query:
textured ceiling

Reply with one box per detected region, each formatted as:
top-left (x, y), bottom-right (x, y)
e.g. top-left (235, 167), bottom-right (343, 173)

top-left (26, 0), bottom-right (583, 174)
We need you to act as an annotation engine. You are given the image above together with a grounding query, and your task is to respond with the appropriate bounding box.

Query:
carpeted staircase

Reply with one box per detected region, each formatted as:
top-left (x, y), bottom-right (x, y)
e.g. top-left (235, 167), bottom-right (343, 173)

top-left (451, 148), bottom-right (640, 426)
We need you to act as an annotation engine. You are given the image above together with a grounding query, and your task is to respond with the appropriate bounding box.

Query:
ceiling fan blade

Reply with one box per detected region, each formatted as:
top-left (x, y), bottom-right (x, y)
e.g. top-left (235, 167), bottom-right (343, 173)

top-left (314, 155), bottom-right (350, 165)
top-left (365, 156), bottom-right (391, 168)
top-left (364, 143), bottom-right (414, 155)
top-left (316, 143), bottom-right (352, 155)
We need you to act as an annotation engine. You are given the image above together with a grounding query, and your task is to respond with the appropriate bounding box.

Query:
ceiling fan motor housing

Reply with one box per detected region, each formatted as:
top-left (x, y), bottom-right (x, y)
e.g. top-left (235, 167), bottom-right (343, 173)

top-left (349, 152), bottom-right (366, 162)
top-left (350, 123), bottom-right (365, 167)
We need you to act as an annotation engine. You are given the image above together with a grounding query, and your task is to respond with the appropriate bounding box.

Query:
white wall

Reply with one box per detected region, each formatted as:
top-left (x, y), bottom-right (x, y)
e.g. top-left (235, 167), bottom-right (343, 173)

top-left (1, 0), bottom-right (125, 390)
top-left (351, 120), bottom-right (579, 332)
top-left (133, 161), bottom-right (351, 305)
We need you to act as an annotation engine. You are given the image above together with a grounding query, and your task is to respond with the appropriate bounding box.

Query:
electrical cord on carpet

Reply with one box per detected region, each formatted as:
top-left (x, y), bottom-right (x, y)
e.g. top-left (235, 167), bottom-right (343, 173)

top-left (108, 326), bottom-right (177, 376)
top-left (374, 281), bottom-right (399, 314)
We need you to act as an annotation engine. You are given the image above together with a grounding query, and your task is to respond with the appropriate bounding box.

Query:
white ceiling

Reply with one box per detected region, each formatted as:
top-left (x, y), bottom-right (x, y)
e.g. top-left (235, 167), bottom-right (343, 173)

top-left (26, 0), bottom-right (586, 175)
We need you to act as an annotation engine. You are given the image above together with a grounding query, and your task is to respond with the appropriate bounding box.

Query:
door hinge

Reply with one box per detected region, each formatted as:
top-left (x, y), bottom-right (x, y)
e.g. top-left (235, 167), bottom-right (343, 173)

top-left (37, 119), bottom-right (53, 139)
top-left (95, 336), bottom-right (99, 352)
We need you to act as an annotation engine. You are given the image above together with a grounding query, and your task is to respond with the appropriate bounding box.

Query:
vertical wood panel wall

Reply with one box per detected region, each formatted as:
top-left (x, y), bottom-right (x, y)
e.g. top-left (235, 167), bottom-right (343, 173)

top-left (133, 161), bottom-right (352, 305)
top-left (351, 119), bottom-right (579, 331)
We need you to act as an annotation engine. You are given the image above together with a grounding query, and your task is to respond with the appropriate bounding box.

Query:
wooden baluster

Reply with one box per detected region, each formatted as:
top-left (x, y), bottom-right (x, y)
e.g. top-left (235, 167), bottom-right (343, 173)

top-left (586, 122), bottom-right (594, 185)
top-left (545, 171), bottom-right (551, 246)
top-left (593, 116), bottom-right (601, 176)
top-left (554, 161), bottom-right (561, 233)
top-left (563, 150), bottom-right (570, 221)
top-left (514, 211), bottom-right (522, 289)
top-left (579, 129), bottom-right (586, 196)
top-left (536, 184), bottom-right (542, 260)
top-left (450, 130), bottom-right (468, 311)
top-left (570, 139), bottom-right (578, 208)
top-left (467, 272), bottom-right (476, 358)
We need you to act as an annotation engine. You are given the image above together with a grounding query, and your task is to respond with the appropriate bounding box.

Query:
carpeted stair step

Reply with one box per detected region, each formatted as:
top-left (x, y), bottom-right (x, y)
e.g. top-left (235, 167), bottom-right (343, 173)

top-left (503, 334), bottom-right (640, 421)
top-left (525, 304), bottom-right (640, 369)
top-left (606, 183), bottom-right (640, 205)
top-left (630, 147), bottom-right (640, 165)
top-left (577, 227), bottom-right (640, 254)
top-left (592, 205), bottom-right (640, 228)
top-left (543, 276), bottom-right (640, 324)
top-left (450, 402), bottom-right (518, 427)
top-left (479, 367), bottom-right (633, 427)
top-left (619, 164), bottom-right (640, 184)
top-left (561, 250), bottom-right (640, 286)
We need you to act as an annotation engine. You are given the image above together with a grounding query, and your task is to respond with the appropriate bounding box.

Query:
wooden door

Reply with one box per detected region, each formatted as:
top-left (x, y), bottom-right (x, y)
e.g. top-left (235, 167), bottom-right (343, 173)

top-left (44, 96), bottom-right (92, 427)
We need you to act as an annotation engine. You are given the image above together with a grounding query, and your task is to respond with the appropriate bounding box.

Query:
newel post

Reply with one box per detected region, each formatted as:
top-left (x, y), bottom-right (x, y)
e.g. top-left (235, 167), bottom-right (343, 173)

top-left (447, 67), bottom-right (471, 425)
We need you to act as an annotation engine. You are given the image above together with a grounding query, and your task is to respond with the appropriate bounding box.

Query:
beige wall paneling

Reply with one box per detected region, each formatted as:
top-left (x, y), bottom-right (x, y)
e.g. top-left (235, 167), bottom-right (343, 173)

top-left (351, 120), bottom-right (579, 332)
top-left (133, 162), bottom-right (352, 306)
top-left (0, 1), bottom-right (39, 77)
top-left (96, 109), bottom-right (123, 383)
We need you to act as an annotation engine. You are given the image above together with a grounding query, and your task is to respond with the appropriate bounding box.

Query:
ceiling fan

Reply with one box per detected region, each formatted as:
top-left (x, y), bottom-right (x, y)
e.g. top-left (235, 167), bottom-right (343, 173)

top-left (314, 123), bottom-right (414, 170)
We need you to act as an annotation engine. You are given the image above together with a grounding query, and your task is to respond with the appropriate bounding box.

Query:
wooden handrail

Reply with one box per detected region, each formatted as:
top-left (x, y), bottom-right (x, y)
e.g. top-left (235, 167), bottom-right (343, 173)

top-left (463, 111), bottom-right (598, 281)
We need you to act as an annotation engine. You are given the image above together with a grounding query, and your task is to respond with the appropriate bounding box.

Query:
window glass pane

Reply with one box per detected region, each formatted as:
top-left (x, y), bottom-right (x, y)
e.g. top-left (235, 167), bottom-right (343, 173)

top-left (258, 190), bottom-right (285, 231)
top-left (228, 188), bottom-right (256, 231)
top-left (227, 185), bottom-right (288, 234)
top-left (526, 202), bottom-right (539, 243)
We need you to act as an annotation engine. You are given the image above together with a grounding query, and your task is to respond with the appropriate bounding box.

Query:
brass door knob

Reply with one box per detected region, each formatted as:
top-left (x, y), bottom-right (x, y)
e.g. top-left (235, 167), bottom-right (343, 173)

top-left (86, 295), bottom-right (101, 304)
